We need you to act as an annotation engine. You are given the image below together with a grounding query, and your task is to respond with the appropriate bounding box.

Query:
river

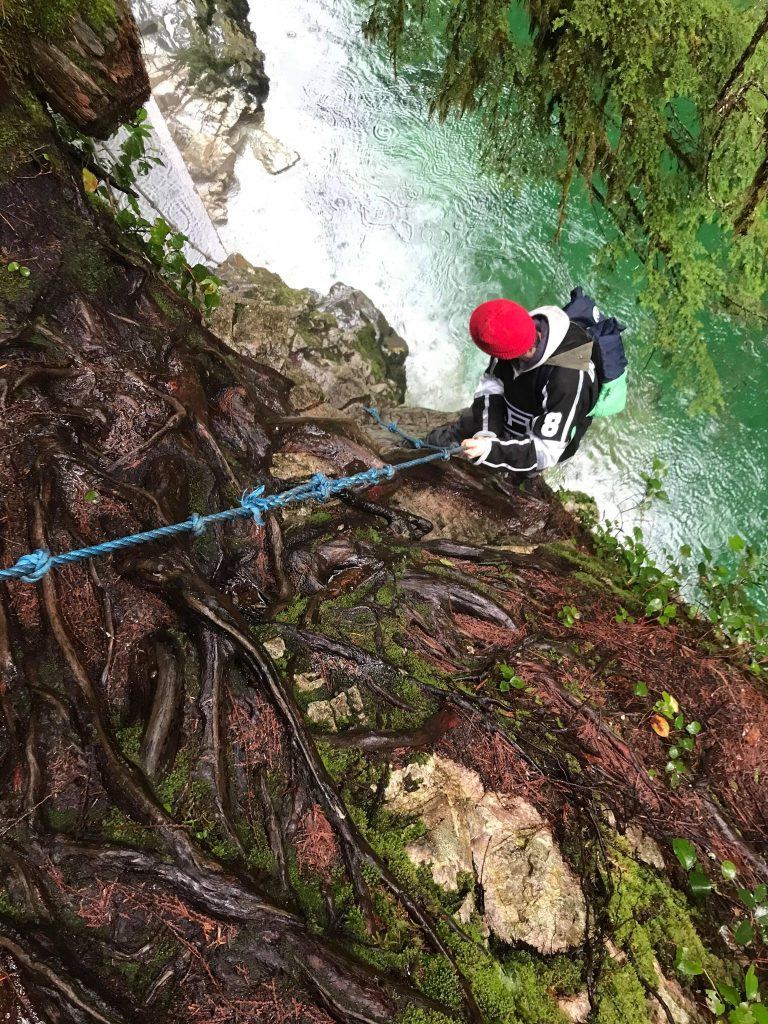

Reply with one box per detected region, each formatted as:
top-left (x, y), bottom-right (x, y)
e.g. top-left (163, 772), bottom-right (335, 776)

top-left (217, 0), bottom-right (767, 570)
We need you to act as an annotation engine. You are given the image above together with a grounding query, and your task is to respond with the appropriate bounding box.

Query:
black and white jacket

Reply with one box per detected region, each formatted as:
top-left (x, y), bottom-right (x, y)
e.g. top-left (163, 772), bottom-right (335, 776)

top-left (470, 306), bottom-right (599, 473)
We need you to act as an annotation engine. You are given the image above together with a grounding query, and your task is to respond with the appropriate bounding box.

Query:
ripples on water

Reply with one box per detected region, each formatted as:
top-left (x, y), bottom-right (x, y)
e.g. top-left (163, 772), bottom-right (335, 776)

top-left (223, 0), bottom-right (768, 570)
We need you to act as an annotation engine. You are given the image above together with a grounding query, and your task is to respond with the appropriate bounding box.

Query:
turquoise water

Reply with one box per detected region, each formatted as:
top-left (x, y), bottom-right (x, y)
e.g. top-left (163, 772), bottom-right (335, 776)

top-left (225, 0), bottom-right (768, 566)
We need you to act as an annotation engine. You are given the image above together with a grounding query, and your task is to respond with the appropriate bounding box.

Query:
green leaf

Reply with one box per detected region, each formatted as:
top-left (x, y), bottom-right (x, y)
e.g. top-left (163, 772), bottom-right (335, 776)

top-left (706, 989), bottom-right (726, 1016)
top-left (680, 544), bottom-right (692, 559)
top-left (751, 1006), bottom-right (768, 1024)
top-left (634, 681), bottom-right (649, 697)
top-left (722, 861), bottom-right (738, 881)
top-left (672, 838), bottom-right (697, 871)
top-left (729, 535), bottom-right (746, 552)
top-left (734, 920), bottom-right (754, 945)
top-left (674, 714), bottom-right (685, 730)
top-left (679, 736), bottom-right (695, 751)
top-left (675, 951), bottom-right (703, 976)
top-left (719, 983), bottom-right (742, 1007)
top-left (499, 679), bottom-right (510, 693)
top-left (728, 1008), bottom-right (756, 1024)
top-left (689, 867), bottom-right (712, 896)
top-left (84, 489), bottom-right (99, 502)
top-left (686, 721), bottom-right (702, 735)
top-left (745, 965), bottom-right (758, 1002)
top-left (499, 665), bottom-right (515, 679)
top-left (7, 261), bottom-right (18, 272)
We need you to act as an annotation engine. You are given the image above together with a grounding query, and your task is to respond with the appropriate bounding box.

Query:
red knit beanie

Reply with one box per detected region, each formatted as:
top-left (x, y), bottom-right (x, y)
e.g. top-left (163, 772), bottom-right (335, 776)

top-left (469, 300), bottom-right (536, 360)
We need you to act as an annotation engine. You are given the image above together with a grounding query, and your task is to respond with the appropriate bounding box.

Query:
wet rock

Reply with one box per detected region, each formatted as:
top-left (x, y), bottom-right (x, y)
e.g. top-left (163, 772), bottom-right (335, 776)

top-left (133, 0), bottom-right (269, 222)
top-left (384, 756), bottom-right (586, 951)
top-left (212, 255), bottom-right (407, 408)
top-left (250, 126), bottom-right (300, 174)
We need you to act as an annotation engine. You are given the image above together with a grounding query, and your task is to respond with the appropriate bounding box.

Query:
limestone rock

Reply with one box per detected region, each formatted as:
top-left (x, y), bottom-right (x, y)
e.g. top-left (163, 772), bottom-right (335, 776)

top-left (384, 756), bottom-right (586, 951)
top-left (625, 824), bottom-right (666, 871)
top-left (306, 686), bottom-right (367, 733)
top-left (306, 701), bottom-right (336, 732)
top-left (263, 636), bottom-right (286, 660)
top-left (295, 671), bottom-right (325, 694)
top-left (212, 255), bottom-right (408, 409)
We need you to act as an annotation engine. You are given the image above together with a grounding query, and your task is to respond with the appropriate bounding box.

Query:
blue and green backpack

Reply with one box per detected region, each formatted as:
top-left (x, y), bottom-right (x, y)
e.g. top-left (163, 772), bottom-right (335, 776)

top-left (563, 286), bottom-right (629, 418)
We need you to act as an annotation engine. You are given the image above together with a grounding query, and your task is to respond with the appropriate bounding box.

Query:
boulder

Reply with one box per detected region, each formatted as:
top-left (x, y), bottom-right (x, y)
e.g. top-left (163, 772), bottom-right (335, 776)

top-left (212, 255), bottom-right (408, 409)
top-left (385, 756), bottom-right (586, 951)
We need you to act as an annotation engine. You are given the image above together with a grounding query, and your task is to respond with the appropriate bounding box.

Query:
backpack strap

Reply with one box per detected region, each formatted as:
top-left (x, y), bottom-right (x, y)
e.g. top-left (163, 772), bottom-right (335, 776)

top-left (544, 323), bottom-right (594, 372)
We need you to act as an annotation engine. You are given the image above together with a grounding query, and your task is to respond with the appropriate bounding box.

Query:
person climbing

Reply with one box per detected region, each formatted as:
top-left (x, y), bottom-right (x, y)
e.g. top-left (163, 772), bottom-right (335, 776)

top-left (426, 290), bottom-right (628, 476)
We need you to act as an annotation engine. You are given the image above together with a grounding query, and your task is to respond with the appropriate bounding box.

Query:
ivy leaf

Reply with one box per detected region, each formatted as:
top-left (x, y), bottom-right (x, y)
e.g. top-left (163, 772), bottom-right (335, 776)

top-left (634, 681), bottom-right (649, 697)
top-left (729, 535), bottom-right (746, 552)
top-left (686, 721), bottom-right (702, 735)
top-left (722, 861), bottom-right (738, 881)
top-left (734, 920), bottom-right (755, 945)
top-left (672, 838), bottom-right (697, 871)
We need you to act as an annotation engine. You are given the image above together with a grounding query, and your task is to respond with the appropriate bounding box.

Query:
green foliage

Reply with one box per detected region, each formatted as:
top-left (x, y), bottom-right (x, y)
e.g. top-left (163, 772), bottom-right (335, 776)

top-left (60, 110), bottom-right (222, 318)
top-left (364, 0), bottom-right (768, 410)
top-left (558, 604), bottom-right (581, 627)
top-left (6, 261), bottom-right (30, 277)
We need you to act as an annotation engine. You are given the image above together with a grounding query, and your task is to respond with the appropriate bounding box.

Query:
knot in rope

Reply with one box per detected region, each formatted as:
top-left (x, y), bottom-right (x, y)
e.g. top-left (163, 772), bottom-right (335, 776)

top-left (310, 473), bottom-right (332, 503)
top-left (381, 464), bottom-right (396, 480)
top-left (440, 447), bottom-right (453, 461)
top-left (189, 514), bottom-right (206, 537)
top-left (15, 549), bottom-right (54, 583)
top-left (241, 485), bottom-right (269, 526)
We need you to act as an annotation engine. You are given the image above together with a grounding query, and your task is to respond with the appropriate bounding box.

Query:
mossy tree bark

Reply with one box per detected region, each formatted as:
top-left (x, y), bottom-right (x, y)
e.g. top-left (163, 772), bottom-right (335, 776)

top-left (1, 6), bottom-right (768, 1024)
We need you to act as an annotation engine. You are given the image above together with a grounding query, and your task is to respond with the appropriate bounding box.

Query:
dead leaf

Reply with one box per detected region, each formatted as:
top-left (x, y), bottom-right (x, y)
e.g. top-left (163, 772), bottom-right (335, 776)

top-left (82, 168), bottom-right (99, 193)
top-left (650, 714), bottom-right (670, 737)
top-left (743, 725), bottom-right (761, 746)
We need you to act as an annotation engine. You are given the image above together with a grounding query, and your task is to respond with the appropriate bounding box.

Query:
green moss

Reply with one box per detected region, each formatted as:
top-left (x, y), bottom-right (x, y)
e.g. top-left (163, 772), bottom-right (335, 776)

top-left (275, 596), bottom-right (309, 624)
top-left (352, 323), bottom-right (388, 382)
top-left (156, 746), bottom-right (195, 810)
top-left (101, 807), bottom-right (161, 850)
top-left (0, 887), bottom-right (25, 923)
top-left (0, 92), bottom-right (51, 184)
top-left (61, 242), bottom-right (114, 295)
top-left (115, 722), bottom-right (143, 763)
top-left (607, 847), bottom-right (723, 986)
top-left (0, 0), bottom-right (116, 42)
top-left (394, 1010), bottom-right (455, 1024)
top-left (593, 962), bottom-right (650, 1024)
top-left (542, 541), bottom-right (643, 610)
top-left (44, 807), bottom-right (78, 833)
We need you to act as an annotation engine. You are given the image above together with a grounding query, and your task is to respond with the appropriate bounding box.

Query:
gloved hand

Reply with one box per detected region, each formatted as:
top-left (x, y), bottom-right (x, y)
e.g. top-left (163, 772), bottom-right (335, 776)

top-left (461, 435), bottom-right (494, 463)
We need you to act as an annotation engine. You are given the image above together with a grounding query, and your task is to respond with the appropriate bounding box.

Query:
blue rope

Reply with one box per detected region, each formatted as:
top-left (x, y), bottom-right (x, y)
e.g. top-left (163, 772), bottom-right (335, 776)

top-left (0, 412), bottom-right (459, 585)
